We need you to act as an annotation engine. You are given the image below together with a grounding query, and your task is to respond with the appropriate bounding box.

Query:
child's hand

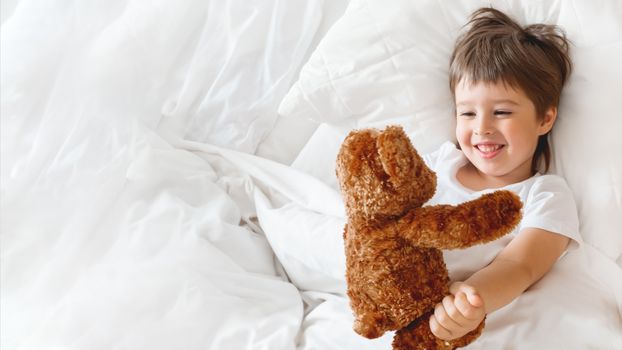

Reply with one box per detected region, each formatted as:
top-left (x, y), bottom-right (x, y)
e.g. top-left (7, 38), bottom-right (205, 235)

top-left (429, 282), bottom-right (486, 341)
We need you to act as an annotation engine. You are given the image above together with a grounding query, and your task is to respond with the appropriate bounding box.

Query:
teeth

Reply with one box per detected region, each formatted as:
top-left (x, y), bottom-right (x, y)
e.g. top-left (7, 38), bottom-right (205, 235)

top-left (477, 145), bottom-right (501, 153)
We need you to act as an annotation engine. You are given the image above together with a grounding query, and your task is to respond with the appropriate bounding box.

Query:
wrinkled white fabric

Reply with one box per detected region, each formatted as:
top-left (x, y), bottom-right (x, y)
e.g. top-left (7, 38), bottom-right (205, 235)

top-left (1, 0), bottom-right (322, 154)
top-left (189, 140), bottom-right (622, 350)
top-left (1, 0), bottom-right (323, 349)
top-left (3, 0), bottom-right (622, 349)
top-left (1, 126), bottom-right (305, 350)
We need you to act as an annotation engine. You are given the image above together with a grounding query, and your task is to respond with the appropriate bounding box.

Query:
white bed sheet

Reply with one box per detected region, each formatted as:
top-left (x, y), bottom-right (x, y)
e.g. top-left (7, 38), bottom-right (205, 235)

top-left (2, 0), bottom-right (622, 350)
top-left (1, 0), bottom-right (325, 349)
top-left (2, 131), bottom-right (304, 350)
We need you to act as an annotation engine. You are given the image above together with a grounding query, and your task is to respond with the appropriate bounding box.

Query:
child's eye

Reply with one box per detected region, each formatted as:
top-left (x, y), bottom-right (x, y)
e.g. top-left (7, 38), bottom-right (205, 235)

top-left (459, 112), bottom-right (476, 117)
top-left (494, 110), bottom-right (512, 116)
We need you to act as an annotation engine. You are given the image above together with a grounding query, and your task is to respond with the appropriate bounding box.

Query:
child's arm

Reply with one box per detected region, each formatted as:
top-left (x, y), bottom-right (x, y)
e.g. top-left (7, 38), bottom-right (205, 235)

top-left (466, 227), bottom-right (570, 313)
top-left (430, 227), bottom-right (570, 340)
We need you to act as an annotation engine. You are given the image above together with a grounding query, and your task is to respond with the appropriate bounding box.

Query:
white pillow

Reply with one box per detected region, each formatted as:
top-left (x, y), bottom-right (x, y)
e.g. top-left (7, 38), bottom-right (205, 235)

top-left (279, 0), bottom-right (622, 263)
top-left (255, 0), bottom-right (351, 164)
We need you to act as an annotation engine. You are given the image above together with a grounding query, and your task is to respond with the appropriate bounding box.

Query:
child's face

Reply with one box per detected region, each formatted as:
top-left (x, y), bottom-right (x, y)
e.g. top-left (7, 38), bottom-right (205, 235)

top-left (454, 79), bottom-right (555, 183)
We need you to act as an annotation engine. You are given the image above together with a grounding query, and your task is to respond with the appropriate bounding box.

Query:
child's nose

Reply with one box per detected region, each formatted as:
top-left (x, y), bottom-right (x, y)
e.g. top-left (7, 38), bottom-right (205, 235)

top-left (473, 129), bottom-right (493, 136)
top-left (473, 116), bottom-right (494, 135)
top-left (473, 128), bottom-right (493, 136)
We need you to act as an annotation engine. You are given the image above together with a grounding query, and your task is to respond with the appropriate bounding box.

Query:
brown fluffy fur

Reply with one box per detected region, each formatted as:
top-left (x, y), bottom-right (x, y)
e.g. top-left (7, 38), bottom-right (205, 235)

top-left (335, 126), bottom-right (522, 350)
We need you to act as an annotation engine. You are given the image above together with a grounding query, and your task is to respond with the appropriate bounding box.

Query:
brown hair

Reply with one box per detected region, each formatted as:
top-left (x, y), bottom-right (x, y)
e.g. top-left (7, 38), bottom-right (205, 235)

top-left (449, 7), bottom-right (572, 173)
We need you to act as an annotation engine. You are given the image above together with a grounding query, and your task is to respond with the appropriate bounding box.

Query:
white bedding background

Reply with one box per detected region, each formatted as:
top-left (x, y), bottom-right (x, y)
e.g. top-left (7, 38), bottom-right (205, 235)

top-left (1, 0), bottom-right (324, 348)
top-left (2, 0), bottom-right (621, 350)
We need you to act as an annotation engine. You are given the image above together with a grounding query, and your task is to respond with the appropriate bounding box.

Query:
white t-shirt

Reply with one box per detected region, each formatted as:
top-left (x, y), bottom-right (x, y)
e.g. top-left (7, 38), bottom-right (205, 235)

top-left (423, 142), bottom-right (582, 282)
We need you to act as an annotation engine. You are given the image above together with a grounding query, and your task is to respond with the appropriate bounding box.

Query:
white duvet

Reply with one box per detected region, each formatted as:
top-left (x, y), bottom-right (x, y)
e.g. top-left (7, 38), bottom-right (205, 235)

top-left (2, 0), bottom-right (621, 349)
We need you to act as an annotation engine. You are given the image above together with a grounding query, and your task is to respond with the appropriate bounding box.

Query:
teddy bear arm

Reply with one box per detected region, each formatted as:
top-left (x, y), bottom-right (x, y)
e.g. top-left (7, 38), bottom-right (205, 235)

top-left (396, 205), bottom-right (472, 249)
top-left (397, 191), bottom-right (522, 250)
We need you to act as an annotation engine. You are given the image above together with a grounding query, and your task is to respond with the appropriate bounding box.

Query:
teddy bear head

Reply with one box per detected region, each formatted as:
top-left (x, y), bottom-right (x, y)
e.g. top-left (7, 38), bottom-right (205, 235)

top-left (336, 126), bottom-right (437, 224)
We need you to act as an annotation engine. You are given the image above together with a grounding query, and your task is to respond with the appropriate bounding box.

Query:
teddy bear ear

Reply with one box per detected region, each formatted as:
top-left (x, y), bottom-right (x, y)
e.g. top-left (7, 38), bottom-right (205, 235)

top-left (376, 126), bottom-right (419, 187)
top-left (336, 128), bottom-right (378, 178)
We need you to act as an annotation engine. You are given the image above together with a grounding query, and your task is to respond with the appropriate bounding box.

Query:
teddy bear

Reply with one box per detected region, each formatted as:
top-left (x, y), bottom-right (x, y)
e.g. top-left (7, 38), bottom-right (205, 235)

top-left (335, 125), bottom-right (523, 350)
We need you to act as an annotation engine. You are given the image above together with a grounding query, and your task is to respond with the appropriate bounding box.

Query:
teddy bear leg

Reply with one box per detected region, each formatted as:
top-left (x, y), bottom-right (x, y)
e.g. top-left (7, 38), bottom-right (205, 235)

top-left (353, 311), bottom-right (387, 339)
top-left (445, 320), bottom-right (485, 349)
top-left (392, 311), bottom-right (447, 350)
top-left (392, 313), bottom-right (485, 350)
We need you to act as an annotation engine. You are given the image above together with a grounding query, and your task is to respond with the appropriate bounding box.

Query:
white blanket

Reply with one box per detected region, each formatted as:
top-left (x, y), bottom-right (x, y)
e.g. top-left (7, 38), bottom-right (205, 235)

top-left (2, 131), bottom-right (304, 349)
top-left (2, 0), bottom-right (320, 348)
top-left (2, 0), bottom-right (621, 349)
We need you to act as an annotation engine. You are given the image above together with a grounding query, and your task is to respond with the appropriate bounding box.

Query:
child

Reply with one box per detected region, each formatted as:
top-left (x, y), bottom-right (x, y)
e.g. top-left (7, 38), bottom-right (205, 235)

top-left (423, 7), bottom-right (582, 342)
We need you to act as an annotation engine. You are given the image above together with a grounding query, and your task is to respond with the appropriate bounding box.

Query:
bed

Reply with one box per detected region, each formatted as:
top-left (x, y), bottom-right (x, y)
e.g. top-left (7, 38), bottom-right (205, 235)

top-left (1, 0), bottom-right (621, 349)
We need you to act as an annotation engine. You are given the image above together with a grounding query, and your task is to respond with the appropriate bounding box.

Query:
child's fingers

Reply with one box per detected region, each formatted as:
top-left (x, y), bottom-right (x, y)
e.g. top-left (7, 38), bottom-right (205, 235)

top-left (442, 295), bottom-right (468, 326)
top-left (466, 292), bottom-right (483, 308)
top-left (434, 301), bottom-right (461, 333)
top-left (449, 282), bottom-right (462, 295)
top-left (454, 292), bottom-right (481, 320)
top-left (429, 314), bottom-right (454, 340)
top-left (450, 282), bottom-right (483, 308)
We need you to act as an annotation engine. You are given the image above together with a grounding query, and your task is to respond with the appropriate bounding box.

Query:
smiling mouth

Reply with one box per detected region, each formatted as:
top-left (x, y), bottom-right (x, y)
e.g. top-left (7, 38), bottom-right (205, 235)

top-left (476, 144), bottom-right (503, 152)
top-left (475, 144), bottom-right (504, 158)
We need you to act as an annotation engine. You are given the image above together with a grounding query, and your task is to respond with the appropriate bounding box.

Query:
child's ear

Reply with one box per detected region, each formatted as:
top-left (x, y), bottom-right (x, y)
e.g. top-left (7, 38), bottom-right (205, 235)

top-left (538, 106), bottom-right (557, 135)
